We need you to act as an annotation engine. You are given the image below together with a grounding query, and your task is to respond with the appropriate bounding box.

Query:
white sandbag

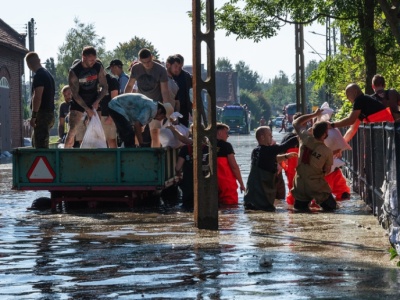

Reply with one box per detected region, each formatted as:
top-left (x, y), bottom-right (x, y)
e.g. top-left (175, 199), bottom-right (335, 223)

top-left (325, 128), bottom-right (352, 151)
top-left (175, 124), bottom-right (190, 137)
top-left (159, 124), bottom-right (190, 149)
top-left (329, 158), bottom-right (346, 174)
top-left (159, 128), bottom-right (177, 148)
top-left (80, 110), bottom-right (107, 148)
top-left (317, 102), bottom-right (334, 122)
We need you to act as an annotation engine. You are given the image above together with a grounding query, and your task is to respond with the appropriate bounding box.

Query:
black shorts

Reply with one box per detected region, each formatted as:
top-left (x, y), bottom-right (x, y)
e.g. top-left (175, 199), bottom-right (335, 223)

top-left (70, 99), bottom-right (95, 113)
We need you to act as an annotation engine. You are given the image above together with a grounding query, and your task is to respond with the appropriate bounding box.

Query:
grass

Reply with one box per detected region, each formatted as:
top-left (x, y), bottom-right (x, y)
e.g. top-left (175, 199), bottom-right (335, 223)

top-left (50, 136), bottom-right (60, 144)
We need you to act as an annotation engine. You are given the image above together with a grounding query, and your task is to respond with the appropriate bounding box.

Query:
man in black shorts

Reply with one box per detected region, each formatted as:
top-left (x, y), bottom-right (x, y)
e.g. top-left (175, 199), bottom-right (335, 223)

top-left (64, 46), bottom-right (108, 148)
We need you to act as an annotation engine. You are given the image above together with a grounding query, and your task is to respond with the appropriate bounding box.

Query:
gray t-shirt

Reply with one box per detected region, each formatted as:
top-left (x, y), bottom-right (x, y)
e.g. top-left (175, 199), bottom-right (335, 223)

top-left (130, 62), bottom-right (168, 102)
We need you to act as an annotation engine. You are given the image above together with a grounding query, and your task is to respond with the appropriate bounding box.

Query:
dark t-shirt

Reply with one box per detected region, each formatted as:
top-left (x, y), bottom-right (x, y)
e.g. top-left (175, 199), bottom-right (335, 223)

top-left (70, 61), bottom-right (102, 106)
top-left (100, 74), bottom-right (119, 116)
top-left (217, 139), bottom-right (234, 157)
top-left (251, 135), bottom-right (298, 173)
top-left (32, 68), bottom-right (55, 111)
top-left (353, 94), bottom-right (386, 120)
top-left (59, 102), bottom-right (70, 119)
top-left (173, 70), bottom-right (192, 119)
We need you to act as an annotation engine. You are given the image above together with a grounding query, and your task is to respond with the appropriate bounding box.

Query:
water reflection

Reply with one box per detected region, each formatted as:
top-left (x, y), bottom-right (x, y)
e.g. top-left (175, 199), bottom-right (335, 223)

top-left (1, 131), bottom-right (400, 298)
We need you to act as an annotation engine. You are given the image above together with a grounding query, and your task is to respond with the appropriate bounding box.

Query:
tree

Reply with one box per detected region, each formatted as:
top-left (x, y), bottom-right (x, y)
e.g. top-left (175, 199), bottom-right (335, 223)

top-left (56, 18), bottom-right (106, 83)
top-left (240, 90), bottom-right (271, 128)
top-left (235, 60), bottom-right (260, 91)
top-left (215, 0), bottom-right (379, 94)
top-left (377, 0), bottom-right (400, 46)
top-left (44, 57), bottom-right (63, 98)
top-left (112, 36), bottom-right (159, 68)
top-left (216, 57), bottom-right (234, 71)
top-left (264, 71), bottom-right (296, 113)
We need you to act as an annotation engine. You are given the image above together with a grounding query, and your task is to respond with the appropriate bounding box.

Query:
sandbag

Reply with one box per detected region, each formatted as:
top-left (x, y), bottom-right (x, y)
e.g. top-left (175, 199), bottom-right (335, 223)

top-left (325, 128), bottom-right (352, 151)
top-left (329, 158), bottom-right (346, 174)
top-left (80, 110), bottom-right (107, 148)
top-left (317, 102), bottom-right (334, 122)
top-left (159, 124), bottom-right (190, 149)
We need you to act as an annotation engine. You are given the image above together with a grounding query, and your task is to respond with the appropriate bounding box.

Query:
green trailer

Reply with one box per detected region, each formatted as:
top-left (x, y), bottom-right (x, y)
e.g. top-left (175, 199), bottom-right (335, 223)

top-left (12, 147), bottom-right (177, 210)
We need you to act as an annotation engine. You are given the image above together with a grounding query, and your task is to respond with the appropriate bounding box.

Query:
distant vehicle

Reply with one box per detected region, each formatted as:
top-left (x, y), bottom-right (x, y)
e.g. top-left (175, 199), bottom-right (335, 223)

top-left (285, 103), bottom-right (297, 123)
top-left (219, 105), bottom-right (251, 134)
top-left (274, 116), bottom-right (284, 128)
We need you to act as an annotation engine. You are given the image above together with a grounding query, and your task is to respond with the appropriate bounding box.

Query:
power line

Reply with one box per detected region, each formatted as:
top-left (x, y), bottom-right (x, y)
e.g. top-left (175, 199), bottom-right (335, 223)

top-left (304, 39), bottom-right (324, 60)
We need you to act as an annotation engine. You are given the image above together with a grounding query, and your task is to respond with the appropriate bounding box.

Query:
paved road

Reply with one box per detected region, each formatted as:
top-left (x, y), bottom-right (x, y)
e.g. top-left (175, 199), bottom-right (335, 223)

top-left (1, 129), bottom-right (399, 299)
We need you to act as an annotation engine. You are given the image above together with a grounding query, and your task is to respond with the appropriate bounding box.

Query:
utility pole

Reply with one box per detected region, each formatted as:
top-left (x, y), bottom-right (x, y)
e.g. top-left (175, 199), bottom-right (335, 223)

top-left (28, 18), bottom-right (35, 51)
top-left (326, 17), bottom-right (331, 105)
top-left (192, 0), bottom-right (218, 230)
top-left (295, 23), bottom-right (306, 114)
top-left (27, 18), bottom-right (35, 99)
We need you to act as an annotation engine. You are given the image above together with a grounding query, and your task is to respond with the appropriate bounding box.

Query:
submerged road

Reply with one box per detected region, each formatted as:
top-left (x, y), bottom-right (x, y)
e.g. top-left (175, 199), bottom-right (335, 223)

top-left (0, 128), bottom-right (399, 299)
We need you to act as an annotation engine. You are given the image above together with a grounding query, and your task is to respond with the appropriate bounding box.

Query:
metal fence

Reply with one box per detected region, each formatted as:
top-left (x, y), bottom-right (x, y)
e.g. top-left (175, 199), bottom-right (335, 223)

top-left (341, 122), bottom-right (400, 226)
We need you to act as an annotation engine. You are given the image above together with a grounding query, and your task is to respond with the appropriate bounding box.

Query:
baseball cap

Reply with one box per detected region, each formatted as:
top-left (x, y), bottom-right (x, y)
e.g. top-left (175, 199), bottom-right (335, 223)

top-left (106, 59), bottom-right (123, 69)
top-left (162, 103), bottom-right (174, 119)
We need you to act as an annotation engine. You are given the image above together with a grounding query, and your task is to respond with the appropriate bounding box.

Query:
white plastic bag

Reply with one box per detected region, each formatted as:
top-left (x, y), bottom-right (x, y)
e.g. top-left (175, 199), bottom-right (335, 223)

top-left (80, 110), bottom-right (107, 148)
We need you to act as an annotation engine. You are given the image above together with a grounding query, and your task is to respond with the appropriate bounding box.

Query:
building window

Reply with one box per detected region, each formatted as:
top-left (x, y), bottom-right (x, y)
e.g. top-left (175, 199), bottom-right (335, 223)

top-left (0, 77), bottom-right (10, 89)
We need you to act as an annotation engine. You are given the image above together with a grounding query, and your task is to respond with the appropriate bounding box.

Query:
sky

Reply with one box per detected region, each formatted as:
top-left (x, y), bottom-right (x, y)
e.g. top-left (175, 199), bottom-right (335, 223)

top-left (2, 0), bottom-right (328, 82)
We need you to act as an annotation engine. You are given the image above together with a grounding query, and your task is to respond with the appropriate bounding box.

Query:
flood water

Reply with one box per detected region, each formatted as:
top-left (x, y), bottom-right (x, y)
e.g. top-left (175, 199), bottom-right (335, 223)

top-left (1, 128), bottom-right (400, 299)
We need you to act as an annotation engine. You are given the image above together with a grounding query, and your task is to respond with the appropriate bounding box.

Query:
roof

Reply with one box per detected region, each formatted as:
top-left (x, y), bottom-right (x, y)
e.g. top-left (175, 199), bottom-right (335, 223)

top-left (0, 19), bottom-right (28, 54)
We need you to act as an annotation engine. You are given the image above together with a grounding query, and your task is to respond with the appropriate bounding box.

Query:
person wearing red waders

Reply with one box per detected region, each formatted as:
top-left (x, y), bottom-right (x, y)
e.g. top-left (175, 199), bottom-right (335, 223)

top-left (325, 168), bottom-right (351, 200)
top-left (291, 109), bottom-right (337, 212)
top-left (329, 83), bottom-right (392, 142)
top-left (216, 123), bottom-right (245, 205)
top-left (280, 143), bottom-right (299, 205)
top-left (280, 113), bottom-right (303, 206)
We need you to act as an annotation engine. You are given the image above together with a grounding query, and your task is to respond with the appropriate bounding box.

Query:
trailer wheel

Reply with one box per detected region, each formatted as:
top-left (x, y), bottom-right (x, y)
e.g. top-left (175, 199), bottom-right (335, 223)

top-left (29, 197), bottom-right (52, 211)
top-left (161, 185), bottom-right (180, 205)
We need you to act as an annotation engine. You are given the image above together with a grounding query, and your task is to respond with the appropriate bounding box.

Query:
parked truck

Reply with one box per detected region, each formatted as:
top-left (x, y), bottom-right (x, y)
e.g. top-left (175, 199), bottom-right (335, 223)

top-left (219, 105), bottom-right (251, 134)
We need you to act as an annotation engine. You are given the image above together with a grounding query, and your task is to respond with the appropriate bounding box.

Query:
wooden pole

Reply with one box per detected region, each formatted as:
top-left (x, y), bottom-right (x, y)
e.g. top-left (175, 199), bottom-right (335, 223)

top-left (192, 0), bottom-right (218, 230)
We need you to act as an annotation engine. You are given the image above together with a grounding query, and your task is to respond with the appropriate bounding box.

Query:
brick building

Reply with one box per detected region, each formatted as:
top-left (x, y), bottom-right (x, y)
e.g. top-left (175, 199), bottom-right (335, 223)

top-left (0, 18), bottom-right (28, 152)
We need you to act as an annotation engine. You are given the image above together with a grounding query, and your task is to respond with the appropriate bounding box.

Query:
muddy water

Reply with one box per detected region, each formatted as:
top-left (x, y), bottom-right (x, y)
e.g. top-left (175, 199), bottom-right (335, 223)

top-left (1, 129), bottom-right (400, 299)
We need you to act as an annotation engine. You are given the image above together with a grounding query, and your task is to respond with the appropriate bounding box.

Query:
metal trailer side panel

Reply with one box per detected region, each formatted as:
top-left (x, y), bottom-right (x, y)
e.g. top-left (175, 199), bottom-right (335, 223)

top-left (12, 147), bottom-right (174, 190)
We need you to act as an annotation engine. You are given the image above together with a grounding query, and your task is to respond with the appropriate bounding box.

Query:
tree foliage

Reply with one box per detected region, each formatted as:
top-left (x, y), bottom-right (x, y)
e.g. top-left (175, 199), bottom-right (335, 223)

top-left (240, 90), bottom-right (272, 127)
top-left (377, 0), bottom-right (400, 46)
top-left (216, 57), bottom-right (234, 71)
top-left (112, 36), bottom-right (159, 69)
top-left (215, 0), bottom-right (400, 113)
top-left (263, 71), bottom-right (296, 113)
top-left (44, 58), bottom-right (64, 98)
top-left (235, 60), bottom-right (260, 91)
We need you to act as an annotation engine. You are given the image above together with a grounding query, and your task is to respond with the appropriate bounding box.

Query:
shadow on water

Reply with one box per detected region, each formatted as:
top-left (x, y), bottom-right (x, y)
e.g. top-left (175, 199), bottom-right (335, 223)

top-left (1, 134), bottom-right (400, 299)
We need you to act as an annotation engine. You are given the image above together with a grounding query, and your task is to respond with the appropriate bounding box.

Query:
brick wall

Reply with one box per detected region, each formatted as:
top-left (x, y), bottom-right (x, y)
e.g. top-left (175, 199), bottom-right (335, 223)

top-left (0, 46), bottom-right (25, 148)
